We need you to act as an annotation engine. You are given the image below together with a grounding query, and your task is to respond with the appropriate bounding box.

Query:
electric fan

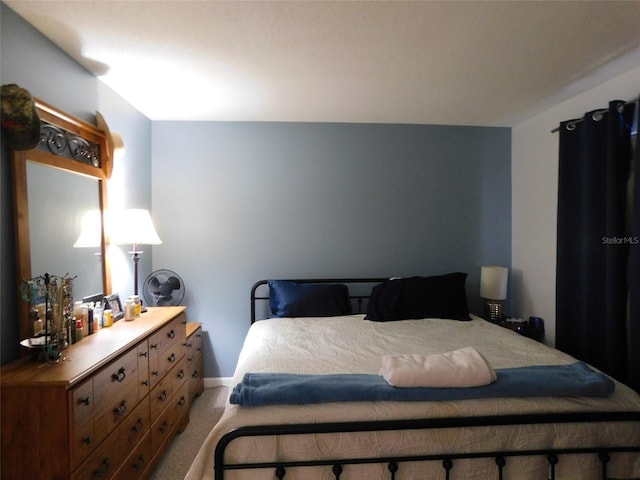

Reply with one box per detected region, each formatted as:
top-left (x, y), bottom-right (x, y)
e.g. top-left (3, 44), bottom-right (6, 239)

top-left (142, 269), bottom-right (185, 307)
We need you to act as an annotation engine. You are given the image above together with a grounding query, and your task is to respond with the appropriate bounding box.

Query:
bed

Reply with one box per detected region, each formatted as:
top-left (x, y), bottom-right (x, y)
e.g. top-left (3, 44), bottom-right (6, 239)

top-left (185, 276), bottom-right (640, 480)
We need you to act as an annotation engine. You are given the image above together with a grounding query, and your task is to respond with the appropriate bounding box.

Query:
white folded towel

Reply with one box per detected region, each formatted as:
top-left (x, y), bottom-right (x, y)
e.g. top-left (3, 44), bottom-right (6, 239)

top-left (379, 347), bottom-right (497, 388)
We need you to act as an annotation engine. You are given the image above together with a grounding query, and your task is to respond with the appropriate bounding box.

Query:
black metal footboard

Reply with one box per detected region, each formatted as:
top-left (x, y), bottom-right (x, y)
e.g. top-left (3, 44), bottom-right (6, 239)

top-left (214, 411), bottom-right (640, 480)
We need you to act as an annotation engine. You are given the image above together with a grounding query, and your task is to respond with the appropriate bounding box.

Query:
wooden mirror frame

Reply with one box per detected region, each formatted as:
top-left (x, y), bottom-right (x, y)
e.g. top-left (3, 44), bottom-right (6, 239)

top-left (12, 99), bottom-right (113, 344)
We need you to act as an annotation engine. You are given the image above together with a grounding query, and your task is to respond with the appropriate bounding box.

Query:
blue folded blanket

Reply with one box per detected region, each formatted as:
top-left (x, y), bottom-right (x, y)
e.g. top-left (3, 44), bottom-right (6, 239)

top-left (230, 362), bottom-right (615, 407)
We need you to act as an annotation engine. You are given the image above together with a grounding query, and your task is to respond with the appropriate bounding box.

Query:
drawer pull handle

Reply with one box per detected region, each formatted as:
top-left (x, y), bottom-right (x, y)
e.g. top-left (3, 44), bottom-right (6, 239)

top-left (113, 400), bottom-right (127, 416)
top-left (132, 418), bottom-right (144, 432)
top-left (167, 329), bottom-right (176, 339)
top-left (168, 353), bottom-right (176, 363)
top-left (196, 333), bottom-right (202, 337)
top-left (142, 379), bottom-right (149, 387)
top-left (192, 370), bottom-right (199, 379)
top-left (140, 351), bottom-right (148, 358)
top-left (79, 396), bottom-right (91, 406)
top-left (177, 370), bottom-right (185, 379)
top-left (197, 347), bottom-right (202, 352)
top-left (152, 370), bottom-right (159, 377)
top-left (133, 454), bottom-right (145, 470)
top-left (111, 367), bottom-right (126, 382)
top-left (82, 435), bottom-right (92, 445)
top-left (158, 390), bottom-right (168, 402)
top-left (92, 457), bottom-right (110, 478)
top-left (151, 343), bottom-right (158, 349)
top-left (178, 396), bottom-right (186, 407)
top-left (159, 421), bottom-right (169, 433)
top-left (185, 342), bottom-right (192, 347)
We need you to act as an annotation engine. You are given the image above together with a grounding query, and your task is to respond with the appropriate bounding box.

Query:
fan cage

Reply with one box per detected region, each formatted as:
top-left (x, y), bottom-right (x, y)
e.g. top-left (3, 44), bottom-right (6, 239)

top-left (142, 269), bottom-right (185, 307)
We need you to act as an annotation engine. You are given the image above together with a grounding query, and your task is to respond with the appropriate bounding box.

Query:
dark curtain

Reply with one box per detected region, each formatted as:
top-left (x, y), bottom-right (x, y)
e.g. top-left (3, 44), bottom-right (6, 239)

top-left (556, 99), bottom-right (639, 393)
top-left (628, 107), bottom-right (640, 391)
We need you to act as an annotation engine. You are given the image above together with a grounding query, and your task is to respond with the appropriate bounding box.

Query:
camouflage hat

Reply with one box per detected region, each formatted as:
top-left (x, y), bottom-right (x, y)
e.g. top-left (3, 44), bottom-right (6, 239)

top-left (1, 84), bottom-right (41, 151)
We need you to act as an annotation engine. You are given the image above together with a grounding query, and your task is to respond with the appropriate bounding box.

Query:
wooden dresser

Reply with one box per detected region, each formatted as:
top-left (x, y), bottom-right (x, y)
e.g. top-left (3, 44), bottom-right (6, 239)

top-left (1, 306), bottom-right (197, 480)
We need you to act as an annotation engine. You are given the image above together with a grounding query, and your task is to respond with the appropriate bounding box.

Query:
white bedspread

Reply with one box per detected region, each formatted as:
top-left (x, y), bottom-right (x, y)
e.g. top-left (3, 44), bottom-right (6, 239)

top-left (185, 315), bottom-right (640, 480)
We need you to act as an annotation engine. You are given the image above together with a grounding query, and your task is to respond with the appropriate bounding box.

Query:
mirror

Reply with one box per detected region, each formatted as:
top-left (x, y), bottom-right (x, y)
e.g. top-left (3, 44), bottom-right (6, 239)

top-left (27, 162), bottom-right (103, 297)
top-left (13, 99), bottom-right (113, 344)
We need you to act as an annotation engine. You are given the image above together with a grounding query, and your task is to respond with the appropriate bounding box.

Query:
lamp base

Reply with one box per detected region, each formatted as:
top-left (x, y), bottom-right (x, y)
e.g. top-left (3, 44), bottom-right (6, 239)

top-left (486, 301), bottom-right (503, 323)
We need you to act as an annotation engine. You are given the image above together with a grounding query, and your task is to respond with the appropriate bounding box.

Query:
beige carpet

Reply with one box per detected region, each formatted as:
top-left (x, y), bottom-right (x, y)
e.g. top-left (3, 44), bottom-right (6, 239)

top-left (150, 386), bottom-right (228, 480)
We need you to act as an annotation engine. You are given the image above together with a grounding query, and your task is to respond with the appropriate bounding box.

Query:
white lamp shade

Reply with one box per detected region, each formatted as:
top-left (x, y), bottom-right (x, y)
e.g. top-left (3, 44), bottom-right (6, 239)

top-left (73, 209), bottom-right (102, 248)
top-left (109, 209), bottom-right (162, 246)
top-left (480, 266), bottom-right (508, 300)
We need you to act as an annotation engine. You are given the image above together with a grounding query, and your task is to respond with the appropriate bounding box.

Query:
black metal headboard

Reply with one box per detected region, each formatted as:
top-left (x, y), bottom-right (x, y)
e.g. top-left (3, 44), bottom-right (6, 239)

top-left (250, 278), bottom-right (388, 324)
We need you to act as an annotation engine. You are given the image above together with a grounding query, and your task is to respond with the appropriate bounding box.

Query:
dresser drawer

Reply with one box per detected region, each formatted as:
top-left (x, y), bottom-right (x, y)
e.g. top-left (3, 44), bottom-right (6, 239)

top-left (150, 382), bottom-right (189, 454)
top-left (112, 431), bottom-right (152, 480)
top-left (71, 417), bottom-right (96, 469)
top-left (150, 355), bottom-right (188, 419)
top-left (72, 396), bottom-right (150, 480)
top-left (71, 377), bottom-right (94, 427)
top-left (149, 313), bottom-right (186, 354)
top-left (137, 341), bottom-right (150, 399)
top-left (149, 337), bottom-right (185, 389)
top-left (93, 378), bottom-right (141, 448)
top-left (172, 354), bottom-right (188, 391)
top-left (93, 347), bottom-right (140, 409)
top-left (150, 367), bottom-right (176, 420)
top-left (70, 377), bottom-right (97, 467)
top-left (185, 324), bottom-right (202, 365)
top-left (188, 353), bottom-right (204, 402)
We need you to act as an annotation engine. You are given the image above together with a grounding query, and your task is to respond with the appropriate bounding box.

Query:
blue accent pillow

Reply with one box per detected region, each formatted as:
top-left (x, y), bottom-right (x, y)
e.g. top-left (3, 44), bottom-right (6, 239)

top-left (365, 273), bottom-right (471, 321)
top-left (268, 280), bottom-right (352, 318)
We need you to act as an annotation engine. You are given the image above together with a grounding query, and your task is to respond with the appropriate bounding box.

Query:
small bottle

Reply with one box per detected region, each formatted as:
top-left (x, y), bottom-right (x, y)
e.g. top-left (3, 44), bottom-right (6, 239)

top-left (87, 303), bottom-right (94, 335)
top-left (130, 295), bottom-right (142, 317)
top-left (75, 317), bottom-right (84, 341)
top-left (103, 309), bottom-right (113, 328)
top-left (67, 320), bottom-right (74, 345)
top-left (93, 302), bottom-right (104, 331)
top-left (81, 304), bottom-right (89, 337)
top-left (124, 299), bottom-right (135, 321)
top-left (73, 301), bottom-right (86, 337)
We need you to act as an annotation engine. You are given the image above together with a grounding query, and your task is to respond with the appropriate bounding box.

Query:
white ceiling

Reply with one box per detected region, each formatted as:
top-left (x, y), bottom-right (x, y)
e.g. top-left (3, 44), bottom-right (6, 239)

top-left (6, 0), bottom-right (640, 126)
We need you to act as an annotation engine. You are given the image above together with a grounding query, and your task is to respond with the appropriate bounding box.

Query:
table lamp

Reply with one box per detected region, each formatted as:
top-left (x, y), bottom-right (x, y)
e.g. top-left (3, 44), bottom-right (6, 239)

top-left (480, 266), bottom-right (508, 322)
top-left (110, 209), bottom-right (162, 305)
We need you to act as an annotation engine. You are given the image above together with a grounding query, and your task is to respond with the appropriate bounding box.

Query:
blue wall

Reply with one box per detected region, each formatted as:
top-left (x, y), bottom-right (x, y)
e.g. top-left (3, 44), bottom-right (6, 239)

top-left (152, 122), bottom-right (511, 377)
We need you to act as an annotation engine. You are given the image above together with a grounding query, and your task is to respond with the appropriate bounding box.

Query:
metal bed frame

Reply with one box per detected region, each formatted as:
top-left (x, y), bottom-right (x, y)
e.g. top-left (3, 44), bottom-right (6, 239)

top-left (213, 278), bottom-right (640, 480)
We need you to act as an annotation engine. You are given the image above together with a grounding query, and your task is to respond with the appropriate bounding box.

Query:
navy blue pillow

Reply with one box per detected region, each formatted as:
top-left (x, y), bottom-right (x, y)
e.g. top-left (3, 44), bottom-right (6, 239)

top-left (365, 273), bottom-right (471, 321)
top-left (268, 280), bottom-right (352, 318)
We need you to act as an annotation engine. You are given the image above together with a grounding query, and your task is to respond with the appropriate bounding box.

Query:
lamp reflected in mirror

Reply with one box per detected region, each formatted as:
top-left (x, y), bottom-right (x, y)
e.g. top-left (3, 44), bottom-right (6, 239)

top-left (73, 209), bottom-right (102, 249)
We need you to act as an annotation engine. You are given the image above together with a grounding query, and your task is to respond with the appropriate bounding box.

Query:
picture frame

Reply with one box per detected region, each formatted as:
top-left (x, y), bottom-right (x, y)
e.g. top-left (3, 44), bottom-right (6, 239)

top-left (104, 293), bottom-right (124, 321)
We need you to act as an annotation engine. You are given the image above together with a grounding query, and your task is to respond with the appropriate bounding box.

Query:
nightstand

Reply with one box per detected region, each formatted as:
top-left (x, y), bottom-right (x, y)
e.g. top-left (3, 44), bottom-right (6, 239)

top-left (495, 317), bottom-right (544, 342)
